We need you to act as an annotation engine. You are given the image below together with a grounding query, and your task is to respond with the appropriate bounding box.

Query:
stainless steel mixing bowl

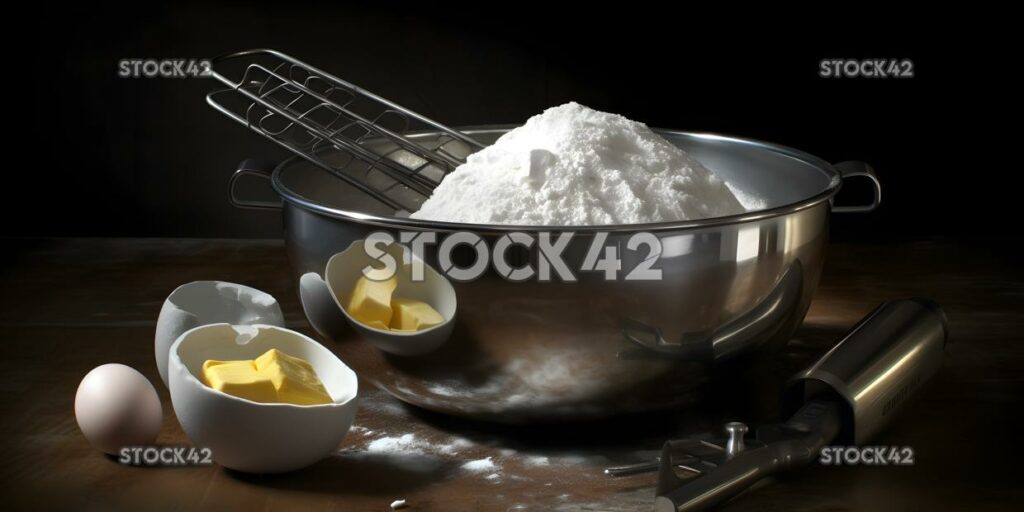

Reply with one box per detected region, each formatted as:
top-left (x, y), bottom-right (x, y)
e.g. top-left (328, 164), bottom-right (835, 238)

top-left (229, 127), bottom-right (880, 422)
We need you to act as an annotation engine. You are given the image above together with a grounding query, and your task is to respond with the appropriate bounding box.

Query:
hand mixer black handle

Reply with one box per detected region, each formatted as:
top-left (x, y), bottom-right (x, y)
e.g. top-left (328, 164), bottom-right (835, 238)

top-left (656, 298), bottom-right (948, 511)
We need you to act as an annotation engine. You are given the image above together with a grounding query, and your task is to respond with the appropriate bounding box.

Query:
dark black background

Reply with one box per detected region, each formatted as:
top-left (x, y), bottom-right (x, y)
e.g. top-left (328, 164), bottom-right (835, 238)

top-left (6, 3), bottom-right (1013, 241)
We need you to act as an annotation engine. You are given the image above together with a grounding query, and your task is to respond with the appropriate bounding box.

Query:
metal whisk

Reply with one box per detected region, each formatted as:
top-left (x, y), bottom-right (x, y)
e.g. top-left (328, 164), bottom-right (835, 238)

top-left (206, 49), bottom-right (485, 212)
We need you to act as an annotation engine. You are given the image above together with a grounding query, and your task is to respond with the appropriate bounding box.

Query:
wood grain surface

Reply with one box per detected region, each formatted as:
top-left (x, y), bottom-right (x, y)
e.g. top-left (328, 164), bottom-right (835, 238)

top-left (0, 238), bottom-right (1019, 511)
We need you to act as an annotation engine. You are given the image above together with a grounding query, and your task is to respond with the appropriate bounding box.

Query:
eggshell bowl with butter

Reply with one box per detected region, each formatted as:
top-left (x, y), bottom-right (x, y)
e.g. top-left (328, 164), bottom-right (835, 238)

top-left (168, 323), bottom-right (358, 473)
top-left (324, 240), bottom-right (457, 356)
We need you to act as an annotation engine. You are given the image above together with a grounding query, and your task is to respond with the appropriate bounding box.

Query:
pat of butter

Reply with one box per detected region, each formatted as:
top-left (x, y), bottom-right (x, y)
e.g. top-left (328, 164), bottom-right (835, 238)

top-left (254, 349), bottom-right (333, 406)
top-left (347, 270), bottom-right (398, 329)
top-left (202, 360), bottom-right (277, 403)
top-left (202, 349), bottom-right (332, 406)
top-left (390, 297), bottom-right (445, 331)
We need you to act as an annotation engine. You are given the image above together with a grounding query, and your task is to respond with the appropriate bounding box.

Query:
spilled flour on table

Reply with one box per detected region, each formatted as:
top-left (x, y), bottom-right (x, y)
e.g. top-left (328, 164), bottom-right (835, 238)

top-left (349, 425), bottom-right (374, 435)
top-left (524, 455), bottom-right (550, 466)
top-left (365, 433), bottom-right (473, 456)
top-left (461, 457), bottom-right (498, 473)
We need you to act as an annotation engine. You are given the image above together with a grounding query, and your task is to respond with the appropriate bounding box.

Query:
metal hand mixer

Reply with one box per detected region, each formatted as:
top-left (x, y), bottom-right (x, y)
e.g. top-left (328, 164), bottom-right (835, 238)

top-left (206, 49), bottom-right (484, 213)
top-left (607, 298), bottom-right (948, 511)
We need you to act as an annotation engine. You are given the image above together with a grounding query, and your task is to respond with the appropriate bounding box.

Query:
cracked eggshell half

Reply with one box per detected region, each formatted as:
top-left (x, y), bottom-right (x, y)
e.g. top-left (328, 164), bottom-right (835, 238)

top-left (155, 281), bottom-right (284, 386)
top-left (299, 272), bottom-right (351, 341)
top-left (324, 240), bottom-right (456, 356)
top-left (168, 323), bottom-right (358, 473)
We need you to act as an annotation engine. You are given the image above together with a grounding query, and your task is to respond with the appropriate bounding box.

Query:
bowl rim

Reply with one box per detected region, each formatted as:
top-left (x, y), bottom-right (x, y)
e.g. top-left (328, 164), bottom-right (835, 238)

top-left (168, 323), bottom-right (359, 409)
top-left (271, 126), bottom-right (842, 232)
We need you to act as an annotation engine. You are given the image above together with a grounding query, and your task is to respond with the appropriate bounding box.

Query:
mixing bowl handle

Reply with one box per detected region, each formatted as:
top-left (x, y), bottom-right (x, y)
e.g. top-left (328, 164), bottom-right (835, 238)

top-left (621, 260), bottom-right (804, 362)
top-left (831, 161), bottom-right (881, 213)
top-left (228, 159), bottom-right (283, 210)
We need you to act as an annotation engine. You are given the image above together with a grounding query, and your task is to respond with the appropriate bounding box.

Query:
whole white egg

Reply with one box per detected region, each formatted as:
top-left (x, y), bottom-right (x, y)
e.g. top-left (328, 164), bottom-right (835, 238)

top-left (75, 364), bottom-right (163, 455)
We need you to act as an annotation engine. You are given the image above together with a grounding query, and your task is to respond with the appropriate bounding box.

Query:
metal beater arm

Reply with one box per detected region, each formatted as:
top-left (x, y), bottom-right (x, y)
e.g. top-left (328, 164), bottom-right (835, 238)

top-left (206, 49), bottom-right (483, 212)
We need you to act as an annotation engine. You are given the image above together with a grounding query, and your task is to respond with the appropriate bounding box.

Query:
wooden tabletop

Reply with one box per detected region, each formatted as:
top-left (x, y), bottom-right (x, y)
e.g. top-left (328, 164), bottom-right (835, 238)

top-left (0, 238), bottom-right (1019, 511)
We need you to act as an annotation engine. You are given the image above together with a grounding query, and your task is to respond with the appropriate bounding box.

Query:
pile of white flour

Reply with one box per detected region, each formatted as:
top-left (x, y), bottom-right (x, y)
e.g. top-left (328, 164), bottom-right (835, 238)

top-left (410, 102), bottom-right (748, 225)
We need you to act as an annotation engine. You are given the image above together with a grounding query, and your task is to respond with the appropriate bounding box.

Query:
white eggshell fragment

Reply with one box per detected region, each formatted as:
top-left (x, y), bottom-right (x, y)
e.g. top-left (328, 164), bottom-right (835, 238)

top-left (155, 281), bottom-right (284, 386)
top-left (74, 364), bottom-right (163, 455)
top-left (300, 272), bottom-right (350, 341)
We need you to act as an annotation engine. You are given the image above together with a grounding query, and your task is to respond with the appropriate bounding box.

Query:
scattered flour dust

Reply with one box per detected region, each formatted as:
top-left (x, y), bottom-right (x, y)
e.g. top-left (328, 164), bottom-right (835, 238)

top-left (365, 433), bottom-right (472, 456)
top-left (524, 455), bottom-right (550, 466)
top-left (411, 102), bottom-right (751, 226)
top-left (461, 457), bottom-right (498, 473)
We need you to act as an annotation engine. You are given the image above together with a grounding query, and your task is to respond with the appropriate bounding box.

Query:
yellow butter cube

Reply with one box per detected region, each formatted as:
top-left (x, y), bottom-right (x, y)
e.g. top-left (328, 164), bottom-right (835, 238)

top-left (363, 320), bottom-right (390, 331)
top-left (202, 349), bottom-right (333, 406)
top-left (202, 359), bottom-right (277, 404)
top-left (254, 349), bottom-right (333, 406)
top-left (347, 271), bottom-right (398, 328)
top-left (390, 297), bottom-right (445, 331)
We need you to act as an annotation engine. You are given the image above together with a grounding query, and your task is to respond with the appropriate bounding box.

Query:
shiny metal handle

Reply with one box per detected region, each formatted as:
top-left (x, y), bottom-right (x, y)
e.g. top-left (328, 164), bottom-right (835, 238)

top-left (831, 160), bottom-right (881, 213)
top-left (621, 260), bottom-right (804, 362)
top-left (785, 298), bottom-right (947, 444)
top-left (656, 400), bottom-right (842, 512)
top-left (228, 158), bottom-right (282, 210)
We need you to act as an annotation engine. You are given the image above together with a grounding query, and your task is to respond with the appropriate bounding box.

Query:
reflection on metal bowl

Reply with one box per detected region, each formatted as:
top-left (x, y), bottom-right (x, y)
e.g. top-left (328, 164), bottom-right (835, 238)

top-left (230, 127), bottom-right (880, 422)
